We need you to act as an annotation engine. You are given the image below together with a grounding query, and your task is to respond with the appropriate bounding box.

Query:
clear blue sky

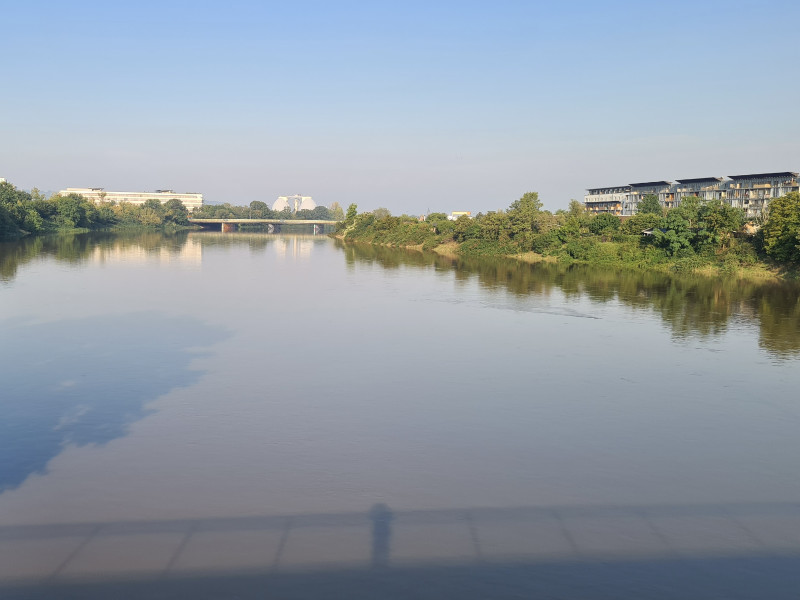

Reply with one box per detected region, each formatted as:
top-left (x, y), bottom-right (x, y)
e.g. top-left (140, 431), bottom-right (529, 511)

top-left (2, 0), bottom-right (798, 214)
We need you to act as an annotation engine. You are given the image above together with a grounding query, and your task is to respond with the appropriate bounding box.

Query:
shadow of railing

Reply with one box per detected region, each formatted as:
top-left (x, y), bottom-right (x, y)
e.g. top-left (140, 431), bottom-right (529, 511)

top-left (2, 501), bottom-right (800, 599)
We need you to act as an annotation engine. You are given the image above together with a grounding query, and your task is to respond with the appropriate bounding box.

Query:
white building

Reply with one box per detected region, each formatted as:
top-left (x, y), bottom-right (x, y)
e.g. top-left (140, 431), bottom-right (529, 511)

top-left (272, 194), bottom-right (315, 213)
top-left (58, 188), bottom-right (204, 212)
top-left (585, 171), bottom-right (799, 217)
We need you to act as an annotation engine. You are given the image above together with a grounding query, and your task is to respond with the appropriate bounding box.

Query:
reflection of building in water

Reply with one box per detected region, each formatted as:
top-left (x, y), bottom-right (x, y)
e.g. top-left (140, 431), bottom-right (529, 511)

top-left (58, 188), bottom-right (204, 212)
top-left (89, 236), bottom-right (202, 266)
top-left (274, 235), bottom-right (315, 259)
top-left (272, 194), bottom-right (315, 213)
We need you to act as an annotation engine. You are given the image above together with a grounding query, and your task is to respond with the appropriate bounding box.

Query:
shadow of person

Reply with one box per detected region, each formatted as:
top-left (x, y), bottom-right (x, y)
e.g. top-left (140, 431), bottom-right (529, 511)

top-left (369, 503), bottom-right (393, 569)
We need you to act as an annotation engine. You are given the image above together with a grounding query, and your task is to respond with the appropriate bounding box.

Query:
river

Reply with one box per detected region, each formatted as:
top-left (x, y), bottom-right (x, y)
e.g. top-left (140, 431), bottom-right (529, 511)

top-left (2, 231), bottom-right (800, 597)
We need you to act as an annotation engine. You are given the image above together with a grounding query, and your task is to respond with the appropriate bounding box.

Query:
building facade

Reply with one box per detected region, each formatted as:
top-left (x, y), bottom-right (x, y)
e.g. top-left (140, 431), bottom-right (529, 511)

top-left (59, 188), bottom-right (204, 212)
top-left (584, 186), bottom-right (630, 215)
top-left (584, 171), bottom-right (799, 217)
top-left (272, 195), bottom-right (315, 213)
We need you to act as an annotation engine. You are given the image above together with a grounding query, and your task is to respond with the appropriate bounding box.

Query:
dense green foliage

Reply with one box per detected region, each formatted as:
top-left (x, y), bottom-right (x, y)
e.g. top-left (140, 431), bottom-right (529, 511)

top-left (0, 180), bottom-right (342, 239)
top-left (193, 201), bottom-right (334, 221)
top-left (0, 180), bottom-right (190, 236)
top-left (338, 191), bottom-right (800, 276)
top-left (637, 194), bottom-right (663, 215)
top-left (760, 192), bottom-right (800, 263)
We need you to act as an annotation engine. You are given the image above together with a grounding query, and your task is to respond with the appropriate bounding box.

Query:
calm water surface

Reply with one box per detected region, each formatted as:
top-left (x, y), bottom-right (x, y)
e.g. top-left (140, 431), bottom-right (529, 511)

top-left (2, 231), bottom-right (800, 595)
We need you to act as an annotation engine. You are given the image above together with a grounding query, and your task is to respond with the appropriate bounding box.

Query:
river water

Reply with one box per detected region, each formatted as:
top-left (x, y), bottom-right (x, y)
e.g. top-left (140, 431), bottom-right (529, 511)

top-left (2, 231), bottom-right (800, 595)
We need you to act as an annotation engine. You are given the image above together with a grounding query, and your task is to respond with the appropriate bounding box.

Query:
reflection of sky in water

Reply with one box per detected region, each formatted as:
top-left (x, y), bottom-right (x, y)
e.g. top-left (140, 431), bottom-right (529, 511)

top-left (0, 313), bottom-right (227, 492)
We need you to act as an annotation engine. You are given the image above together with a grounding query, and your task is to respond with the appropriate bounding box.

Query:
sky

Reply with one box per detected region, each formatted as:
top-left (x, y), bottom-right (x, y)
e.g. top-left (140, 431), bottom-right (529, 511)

top-left (1, 0), bottom-right (798, 214)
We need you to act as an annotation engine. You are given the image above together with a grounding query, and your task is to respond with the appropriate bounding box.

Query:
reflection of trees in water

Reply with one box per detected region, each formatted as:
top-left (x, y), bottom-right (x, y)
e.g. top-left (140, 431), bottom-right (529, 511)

top-left (339, 240), bottom-right (450, 271)
top-left (0, 232), bottom-right (336, 283)
top-left (190, 232), bottom-right (330, 255)
top-left (754, 286), bottom-right (800, 358)
top-left (342, 242), bottom-right (800, 358)
top-left (0, 231), bottom-right (194, 281)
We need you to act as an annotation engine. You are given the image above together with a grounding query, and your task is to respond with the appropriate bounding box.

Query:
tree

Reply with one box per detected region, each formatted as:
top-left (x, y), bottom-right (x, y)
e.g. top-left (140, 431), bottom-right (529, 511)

top-left (309, 205), bottom-right (332, 220)
top-left (567, 199), bottom-right (585, 218)
top-left (507, 191), bottom-right (542, 249)
top-left (453, 215), bottom-right (479, 242)
top-left (479, 210), bottom-right (512, 243)
top-left (589, 212), bottom-right (620, 235)
top-left (696, 201), bottom-right (744, 251)
top-left (620, 212), bottom-right (661, 234)
top-left (345, 203), bottom-right (358, 224)
top-left (761, 192), bottom-right (800, 263)
top-left (653, 210), bottom-right (694, 256)
top-left (373, 207), bottom-right (391, 220)
top-left (329, 202), bottom-right (345, 221)
top-left (637, 194), bottom-right (662, 215)
top-left (249, 200), bottom-right (269, 218)
top-left (55, 194), bottom-right (88, 228)
top-left (163, 198), bottom-right (189, 225)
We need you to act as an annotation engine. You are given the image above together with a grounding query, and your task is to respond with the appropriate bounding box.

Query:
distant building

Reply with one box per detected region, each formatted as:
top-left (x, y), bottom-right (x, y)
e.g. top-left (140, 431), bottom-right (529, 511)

top-left (272, 194), bottom-right (315, 213)
top-left (447, 211), bottom-right (472, 221)
top-left (58, 188), bottom-right (203, 212)
top-left (584, 171), bottom-right (799, 217)
top-left (726, 172), bottom-right (800, 218)
top-left (584, 186), bottom-right (629, 215)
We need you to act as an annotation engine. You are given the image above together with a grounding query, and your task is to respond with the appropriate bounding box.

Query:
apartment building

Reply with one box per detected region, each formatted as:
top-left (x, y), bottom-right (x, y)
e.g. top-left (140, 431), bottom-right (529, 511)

top-left (585, 171), bottom-right (799, 217)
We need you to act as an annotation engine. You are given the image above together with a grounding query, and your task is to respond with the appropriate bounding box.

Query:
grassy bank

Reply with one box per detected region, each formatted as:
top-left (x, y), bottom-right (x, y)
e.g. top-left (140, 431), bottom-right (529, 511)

top-left (333, 201), bottom-right (800, 283)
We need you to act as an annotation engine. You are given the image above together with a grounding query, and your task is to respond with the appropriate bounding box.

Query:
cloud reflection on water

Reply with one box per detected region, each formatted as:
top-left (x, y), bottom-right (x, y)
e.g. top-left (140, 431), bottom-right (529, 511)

top-left (0, 313), bottom-right (228, 492)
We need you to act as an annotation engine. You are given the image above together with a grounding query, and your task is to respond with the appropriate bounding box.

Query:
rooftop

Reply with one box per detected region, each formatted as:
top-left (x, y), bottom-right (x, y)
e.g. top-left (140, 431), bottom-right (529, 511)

top-left (675, 177), bottom-right (724, 184)
top-left (728, 172), bottom-right (799, 180)
top-left (629, 181), bottom-right (672, 188)
top-left (586, 185), bottom-right (631, 194)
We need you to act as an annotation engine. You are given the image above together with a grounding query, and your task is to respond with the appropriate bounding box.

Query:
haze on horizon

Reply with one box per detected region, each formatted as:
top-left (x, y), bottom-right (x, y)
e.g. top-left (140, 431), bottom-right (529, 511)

top-left (2, 0), bottom-right (798, 215)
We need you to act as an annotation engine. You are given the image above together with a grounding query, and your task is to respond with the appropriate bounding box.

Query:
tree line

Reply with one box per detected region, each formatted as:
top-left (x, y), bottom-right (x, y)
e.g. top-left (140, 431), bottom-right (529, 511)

top-left (0, 181), bottom-right (191, 237)
top-left (0, 180), bottom-right (347, 238)
top-left (336, 191), bottom-right (800, 273)
top-left (193, 201), bottom-right (344, 221)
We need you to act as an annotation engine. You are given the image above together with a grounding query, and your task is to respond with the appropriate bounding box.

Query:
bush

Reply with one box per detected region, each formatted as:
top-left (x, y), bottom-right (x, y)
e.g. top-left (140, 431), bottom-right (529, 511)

top-left (588, 213), bottom-right (621, 234)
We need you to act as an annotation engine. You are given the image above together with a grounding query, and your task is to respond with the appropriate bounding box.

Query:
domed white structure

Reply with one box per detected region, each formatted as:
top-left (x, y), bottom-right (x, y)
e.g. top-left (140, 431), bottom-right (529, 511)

top-left (272, 194), bottom-right (315, 213)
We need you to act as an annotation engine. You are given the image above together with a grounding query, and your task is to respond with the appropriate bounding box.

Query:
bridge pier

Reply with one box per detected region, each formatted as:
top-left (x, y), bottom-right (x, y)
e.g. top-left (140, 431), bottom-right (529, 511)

top-left (221, 222), bottom-right (236, 233)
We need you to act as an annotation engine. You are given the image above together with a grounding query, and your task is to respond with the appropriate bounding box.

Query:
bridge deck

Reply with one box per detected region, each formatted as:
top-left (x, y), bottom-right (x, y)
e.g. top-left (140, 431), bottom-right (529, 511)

top-left (189, 219), bottom-right (339, 225)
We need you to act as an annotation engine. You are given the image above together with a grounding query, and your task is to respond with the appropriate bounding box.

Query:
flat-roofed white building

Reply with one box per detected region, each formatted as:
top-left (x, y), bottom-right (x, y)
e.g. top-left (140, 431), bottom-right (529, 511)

top-left (58, 188), bottom-right (203, 212)
top-left (674, 177), bottom-right (726, 205)
top-left (585, 171), bottom-right (799, 217)
top-left (726, 172), bottom-right (799, 218)
top-left (272, 194), bottom-right (315, 213)
top-left (584, 186), bottom-right (629, 215)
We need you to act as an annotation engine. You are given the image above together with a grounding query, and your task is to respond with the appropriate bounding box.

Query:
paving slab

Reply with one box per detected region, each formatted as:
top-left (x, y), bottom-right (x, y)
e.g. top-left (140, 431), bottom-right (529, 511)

top-left (732, 514), bottom-right (800, 552)
top-left (473, 514), bottom-right (577, 561)
top-left (57, 532), bottom-right (185, 580)
top-left (169, 529), bottom-right (284, 574)
top-left (276, 525), bottom-right (371, 569)
top-left (390, 520), bottom-right (477, 564)
top-left (647, 515), bottom-right (765, 556)
top-left (561, 515), bottom-right (674, 559)
top-left (0, 537), bottom-right (87, 582)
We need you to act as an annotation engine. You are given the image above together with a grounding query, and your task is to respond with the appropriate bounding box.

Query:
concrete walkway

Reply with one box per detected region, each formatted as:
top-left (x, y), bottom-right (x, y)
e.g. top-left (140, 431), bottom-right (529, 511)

top-left (2, 502), bottom-right (800, 586)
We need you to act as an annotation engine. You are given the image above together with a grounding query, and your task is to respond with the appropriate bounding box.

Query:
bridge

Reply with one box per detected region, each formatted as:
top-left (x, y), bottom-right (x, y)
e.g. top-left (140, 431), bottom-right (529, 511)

top-left (3, 500), bottom-right (800, 597)
top-left (189, 218), bottom-right (339, 233)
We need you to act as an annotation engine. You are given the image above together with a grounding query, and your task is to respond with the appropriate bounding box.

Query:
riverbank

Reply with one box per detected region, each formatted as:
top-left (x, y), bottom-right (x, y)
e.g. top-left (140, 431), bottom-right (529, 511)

top-left (331, 193), bottom-right (800, 283)
top-left (334, 233), bottom-right (798, 283)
